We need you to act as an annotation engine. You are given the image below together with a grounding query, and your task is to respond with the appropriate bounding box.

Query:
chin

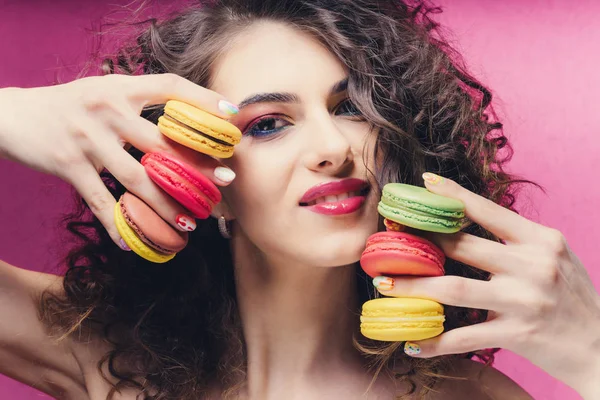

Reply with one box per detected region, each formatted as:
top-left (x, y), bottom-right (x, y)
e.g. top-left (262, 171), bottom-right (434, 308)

top-left (306, 235), bottom-right (369, 268)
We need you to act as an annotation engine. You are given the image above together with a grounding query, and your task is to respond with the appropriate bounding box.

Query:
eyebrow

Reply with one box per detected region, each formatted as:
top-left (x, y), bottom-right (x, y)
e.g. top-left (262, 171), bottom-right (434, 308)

top-left (237, 77), bottom-right (348, 110)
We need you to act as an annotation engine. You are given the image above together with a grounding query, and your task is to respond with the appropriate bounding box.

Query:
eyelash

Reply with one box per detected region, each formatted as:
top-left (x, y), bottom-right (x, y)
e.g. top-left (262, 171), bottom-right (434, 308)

top-left (243, 99), bottom-right (362, 138)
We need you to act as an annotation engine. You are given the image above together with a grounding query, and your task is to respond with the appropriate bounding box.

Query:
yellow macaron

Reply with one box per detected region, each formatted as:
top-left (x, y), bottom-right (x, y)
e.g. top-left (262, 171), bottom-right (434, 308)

top-left (158, 100), bottom-right (242, 158)
top-left (360, 297), bottom-right (445, 341)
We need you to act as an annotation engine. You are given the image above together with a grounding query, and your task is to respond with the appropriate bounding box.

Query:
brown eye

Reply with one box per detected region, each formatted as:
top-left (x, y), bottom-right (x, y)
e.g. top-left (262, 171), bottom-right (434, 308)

top-left (334, 99), bottom-right (361, 116)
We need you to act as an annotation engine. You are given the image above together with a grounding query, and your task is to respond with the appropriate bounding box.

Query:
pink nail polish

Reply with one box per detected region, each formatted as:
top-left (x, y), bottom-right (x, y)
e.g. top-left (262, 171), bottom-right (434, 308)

top-left (176, 214), bottom-right (196, 231)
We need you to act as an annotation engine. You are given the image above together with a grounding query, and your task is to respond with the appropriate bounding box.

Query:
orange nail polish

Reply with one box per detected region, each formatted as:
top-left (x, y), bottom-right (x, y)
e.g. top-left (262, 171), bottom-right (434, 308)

top-left (373, 276), bottom-right (395, 291)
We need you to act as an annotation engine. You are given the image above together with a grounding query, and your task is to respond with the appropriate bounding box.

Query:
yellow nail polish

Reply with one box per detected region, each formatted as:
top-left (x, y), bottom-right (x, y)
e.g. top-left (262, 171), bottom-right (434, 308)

top-left (404, 342), bottom-right (421, 356)
top-left (422, 172), bottom-right (444, 185)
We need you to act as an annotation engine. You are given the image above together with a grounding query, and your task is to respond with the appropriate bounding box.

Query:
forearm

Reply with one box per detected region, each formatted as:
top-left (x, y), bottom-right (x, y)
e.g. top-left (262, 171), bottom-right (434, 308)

top-left (568, 312), bottom-right (600, 399)
top-left (577, 363), bottom-right (600, 400)
top-left (0, 87), bottom-right (20, 160)
top-left (577, 332), bottom-right (600, 399)
top-left (0, 88), bottom-right (11, 159)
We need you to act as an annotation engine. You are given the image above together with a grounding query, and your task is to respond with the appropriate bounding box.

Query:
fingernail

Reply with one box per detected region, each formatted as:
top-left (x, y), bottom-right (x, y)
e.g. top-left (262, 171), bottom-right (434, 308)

top-left (404, 342), bottom-right (421, 356)
top-left (119, 237), bottom-right (131, 251)
top-left (384, 218), bottom-right (405, 232)
top-left (373, 276), bottom-right (394, 291)
top-left (175, 214), bottom-right (196, 231)
top-left (218, 100), bottom-right (239, 115)
top-left (214, 166), bottom-right (236, 183)
top-left (422, 172), bottom-right (445, 185)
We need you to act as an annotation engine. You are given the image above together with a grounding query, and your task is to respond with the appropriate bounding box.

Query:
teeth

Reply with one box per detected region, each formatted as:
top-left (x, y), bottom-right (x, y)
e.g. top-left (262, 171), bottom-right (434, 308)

top-left (304, 190), bottom-right (362, 206)
top-left (337, 192), bottom-right (349, 200)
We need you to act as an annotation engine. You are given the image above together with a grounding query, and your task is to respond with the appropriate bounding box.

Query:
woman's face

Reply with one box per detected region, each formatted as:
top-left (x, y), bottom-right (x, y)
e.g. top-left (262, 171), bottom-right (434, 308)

top-left (209, 22), bottom-right (380, 267)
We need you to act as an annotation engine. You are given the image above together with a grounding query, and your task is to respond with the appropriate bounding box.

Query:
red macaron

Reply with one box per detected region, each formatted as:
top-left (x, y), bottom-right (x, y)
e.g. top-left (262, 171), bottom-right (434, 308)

top-left (360, 231), bottom-right (445, 278)
top-left (141, 152), bottom-right (221, 219)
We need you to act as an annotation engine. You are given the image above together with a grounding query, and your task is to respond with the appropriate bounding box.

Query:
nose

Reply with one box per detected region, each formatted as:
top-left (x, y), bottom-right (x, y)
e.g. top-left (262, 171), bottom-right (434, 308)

top-left (303, 112), bottom-right (354, 174)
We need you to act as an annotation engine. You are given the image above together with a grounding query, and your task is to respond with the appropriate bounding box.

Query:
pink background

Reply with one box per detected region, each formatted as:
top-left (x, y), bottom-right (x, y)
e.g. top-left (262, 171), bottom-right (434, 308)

top-left (1, 0), bottom-right (598, 398)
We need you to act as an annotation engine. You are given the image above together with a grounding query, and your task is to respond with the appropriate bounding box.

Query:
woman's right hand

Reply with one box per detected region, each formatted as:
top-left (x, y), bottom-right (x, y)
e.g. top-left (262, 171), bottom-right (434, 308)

top-left (0, 73), bottom-right (238, 248)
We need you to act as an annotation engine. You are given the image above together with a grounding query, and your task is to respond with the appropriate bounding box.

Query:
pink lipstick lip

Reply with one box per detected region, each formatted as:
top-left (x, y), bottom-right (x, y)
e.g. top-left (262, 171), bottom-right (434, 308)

top-left (303, 196), bottom-right (367, 215)
top-left (299, 178), bottom-right (370, 205)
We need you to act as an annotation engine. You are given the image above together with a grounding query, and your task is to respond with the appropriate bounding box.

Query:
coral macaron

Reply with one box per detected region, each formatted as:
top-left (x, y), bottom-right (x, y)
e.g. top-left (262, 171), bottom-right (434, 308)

top-left (142, 152), bottom-right (221, 219)
top-left (114, 192), bottom-right (188, 263)
top-left (360, 231), bottom-right (445, 278)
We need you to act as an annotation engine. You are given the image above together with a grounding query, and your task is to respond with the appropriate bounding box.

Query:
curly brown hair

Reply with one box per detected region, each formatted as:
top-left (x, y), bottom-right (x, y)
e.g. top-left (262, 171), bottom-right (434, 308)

top-left (39, 0), bottom-right (537, 398)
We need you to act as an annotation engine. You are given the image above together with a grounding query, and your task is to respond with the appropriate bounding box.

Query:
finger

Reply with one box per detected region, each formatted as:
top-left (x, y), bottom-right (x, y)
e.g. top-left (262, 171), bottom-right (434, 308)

top-left (423, 231), bottom-right (520, 276)
top-left (421, 172), bottom-right (542, 244)
top-left (65, 162), bottom-right (129, 251)
top-left (108, 103), bottom-right (236, 186)
top-left (84, 123), bottom-right (199, 231)
top-left (128, 73), bottom-right (239, 119)
top-left (374, 275), bottom-right (514, 312)
top-left (402, 319), bottom-right (505, 358)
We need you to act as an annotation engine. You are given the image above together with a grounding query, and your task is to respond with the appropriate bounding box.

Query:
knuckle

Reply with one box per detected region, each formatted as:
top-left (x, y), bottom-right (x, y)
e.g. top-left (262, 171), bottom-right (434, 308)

top-left (118, 169), bottom-right (145, 190)
top-left (85, 191), bottom-right (114, 216)
top-left (440, 277), bottom-right (466, 304)
top-left (542, 229), bottom-right (568, 256)
top-left (152, 139), bottom-right (172, 154)
top-left (453, 333), bottom-right (473, 352)
top-left (54, 148), bottom-right (86, 171)
top-left (79, 90), bottom-right (110, 110)
top-left (515, 319), bottom-right (543, 344)
top-left (69, 125), bottom-right (96, 155)
top-left (521, 292), bottom-right (557, 316)
top-left (102, 73), bottom-right (125, 84)
top-left (535, 262), bottom-right (560, 287)
top-left (161, 73), bottom-right (184, 92)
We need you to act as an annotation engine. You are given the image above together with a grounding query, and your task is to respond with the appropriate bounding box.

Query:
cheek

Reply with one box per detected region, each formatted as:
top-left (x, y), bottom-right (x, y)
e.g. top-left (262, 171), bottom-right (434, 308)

top-left (221, 148), bottom-right (289, 219)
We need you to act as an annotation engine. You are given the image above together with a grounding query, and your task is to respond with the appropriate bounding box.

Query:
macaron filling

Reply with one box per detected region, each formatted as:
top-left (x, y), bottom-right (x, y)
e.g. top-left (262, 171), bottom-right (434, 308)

top-left (378, 202), bottom-right (462, 229)
top-left (381, 191), bottom-right (465, 219)
top-left (360, 320), bottom-right (444, 329)
top-left (162, 114), bottom-right (234, 148)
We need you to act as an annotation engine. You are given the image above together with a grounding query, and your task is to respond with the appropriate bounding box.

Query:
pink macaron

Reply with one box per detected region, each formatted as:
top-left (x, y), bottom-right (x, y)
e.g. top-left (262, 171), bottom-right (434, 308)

top-left (360, 231), bottom-right (445, 278)
top-left (141, 152), bottom-right (221, 219)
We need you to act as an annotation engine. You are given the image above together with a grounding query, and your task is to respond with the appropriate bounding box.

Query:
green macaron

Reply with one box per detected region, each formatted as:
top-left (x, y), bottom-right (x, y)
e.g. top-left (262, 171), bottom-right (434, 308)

top-left (378, 183), bottom-right (465, 233)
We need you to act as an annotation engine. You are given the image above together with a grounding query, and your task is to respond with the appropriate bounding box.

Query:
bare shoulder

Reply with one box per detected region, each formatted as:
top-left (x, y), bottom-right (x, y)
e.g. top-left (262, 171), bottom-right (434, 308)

top-left (430, 358), bottom-right (534, 400)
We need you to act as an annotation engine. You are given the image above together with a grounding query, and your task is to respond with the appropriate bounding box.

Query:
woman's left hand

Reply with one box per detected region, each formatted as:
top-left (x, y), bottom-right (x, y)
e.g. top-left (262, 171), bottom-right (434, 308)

top-left (375, 173), bottom-right (600, 398)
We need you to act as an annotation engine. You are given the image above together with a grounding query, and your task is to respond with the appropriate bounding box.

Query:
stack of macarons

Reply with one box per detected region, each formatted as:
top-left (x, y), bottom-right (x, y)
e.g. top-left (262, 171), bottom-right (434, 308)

top-left (359, 182), bottom-right (465, 342)
top-left (114, 99), bottom-right (242, 263)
